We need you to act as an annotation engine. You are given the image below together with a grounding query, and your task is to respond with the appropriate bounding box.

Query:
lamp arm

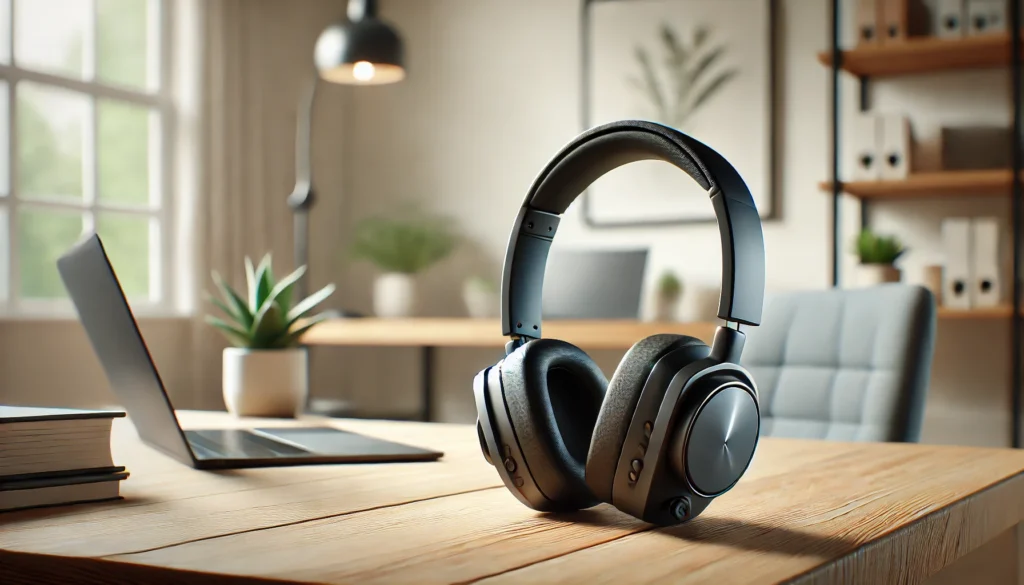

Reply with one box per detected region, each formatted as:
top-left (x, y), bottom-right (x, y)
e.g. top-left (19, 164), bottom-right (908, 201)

top-left (288, 76), bottom-right (318, 301)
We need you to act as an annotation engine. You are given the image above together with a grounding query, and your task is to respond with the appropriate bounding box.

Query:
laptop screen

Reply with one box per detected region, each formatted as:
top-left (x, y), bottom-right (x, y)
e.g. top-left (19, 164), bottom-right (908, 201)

top-left (542, 248), bottom-right (648, 319)
top-left (57, 233), bottom-right (195, 465)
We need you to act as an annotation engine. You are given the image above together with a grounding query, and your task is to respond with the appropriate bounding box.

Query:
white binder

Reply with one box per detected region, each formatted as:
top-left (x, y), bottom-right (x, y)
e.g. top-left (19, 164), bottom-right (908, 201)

top-left (942, 217), bottom-right (973, 310)
top-left (879, 114), bottom-right (910, 180)
top-left (936, 0), bottom-right (966, 38)
top-left (971, 217), bottom-right (1001, 307)
top-left (850, 113), bottom-right (881, 181)
top-left (967, 0), bottom-right (1008, 35)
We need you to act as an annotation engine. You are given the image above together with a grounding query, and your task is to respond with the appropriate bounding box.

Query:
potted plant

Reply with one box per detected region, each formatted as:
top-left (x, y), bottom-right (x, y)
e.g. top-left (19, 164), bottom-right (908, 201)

top-left (463, 275), bottom-right (498, 319)
top-left (654, 270), bottom-right (683, 321)
top-left (206, 255), bottom-right (335, 418)
top-left (854, 229), bottom-right (905, 286)
top-left (351, 212), bottom-right (457, 318)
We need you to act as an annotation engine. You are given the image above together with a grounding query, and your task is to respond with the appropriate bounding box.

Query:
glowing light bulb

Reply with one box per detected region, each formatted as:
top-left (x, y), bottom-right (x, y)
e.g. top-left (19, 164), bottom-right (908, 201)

top-left (352, 61), bottom-right (376, 82)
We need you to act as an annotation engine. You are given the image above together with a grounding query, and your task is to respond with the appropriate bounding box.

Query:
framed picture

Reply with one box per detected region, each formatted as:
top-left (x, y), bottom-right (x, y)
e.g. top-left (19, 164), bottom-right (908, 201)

top-left (580, 0), bottom-right (778, 226)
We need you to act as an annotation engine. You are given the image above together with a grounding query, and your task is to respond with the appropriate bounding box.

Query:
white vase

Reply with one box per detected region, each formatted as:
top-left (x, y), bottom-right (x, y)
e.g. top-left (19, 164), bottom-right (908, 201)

top-left (653, 295), bottom-right (680, 322)
top-left (463, 283), bottom-right (498, 318)
top-left (855, 264), bottom-right (901, 287)
top-left (222, 347), bottom-right (308, 418)
top-left (374, 272), bottom-right (415, 318)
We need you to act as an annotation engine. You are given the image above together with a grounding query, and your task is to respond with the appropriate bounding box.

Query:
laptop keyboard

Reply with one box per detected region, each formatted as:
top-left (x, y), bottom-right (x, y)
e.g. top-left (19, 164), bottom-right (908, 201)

top-left (185, 429), bottom-right (310, 460)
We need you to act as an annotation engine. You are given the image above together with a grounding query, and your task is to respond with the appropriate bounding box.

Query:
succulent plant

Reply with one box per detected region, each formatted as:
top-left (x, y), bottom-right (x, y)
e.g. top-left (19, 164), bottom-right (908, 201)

top-left (854, 229), bottom-right (906, 265)
top-left (205, 254), bottom-right (335, 349)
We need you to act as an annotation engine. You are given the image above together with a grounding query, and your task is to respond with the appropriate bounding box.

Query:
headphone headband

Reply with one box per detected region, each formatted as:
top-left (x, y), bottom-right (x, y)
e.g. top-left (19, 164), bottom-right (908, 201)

top-left (501, 120), bottom-right (765, 339)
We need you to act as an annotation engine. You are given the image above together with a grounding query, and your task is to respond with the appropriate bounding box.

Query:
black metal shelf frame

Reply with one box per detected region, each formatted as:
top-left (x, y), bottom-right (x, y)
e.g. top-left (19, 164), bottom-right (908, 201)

top-left (827, 0), bottom-right (1024, 448)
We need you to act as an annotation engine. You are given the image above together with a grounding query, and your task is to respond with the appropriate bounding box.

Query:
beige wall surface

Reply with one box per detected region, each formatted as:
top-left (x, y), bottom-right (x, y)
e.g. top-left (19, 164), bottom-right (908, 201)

top-left (2, 0), bottom-right (1014, 447)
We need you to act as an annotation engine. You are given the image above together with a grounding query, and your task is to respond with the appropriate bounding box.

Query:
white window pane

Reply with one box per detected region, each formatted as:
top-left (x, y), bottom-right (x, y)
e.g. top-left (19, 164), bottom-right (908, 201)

top-left (96, 212), bottom-right (151, 299)
top-left (97, 0), bottom-right (155, 90)
top-left (0, 206), bottom-right (8, 302)
top-left (98, 99), bottom-right (151, 206)
top-left (0, 0), bottom-right (11, 65)
top-left (17, 81), bottom-right (87, 201)
top-left (0, 81), bottom-right (8, 195)
top-left (17, 206), bottom-right (84, 299)
top-left (13, 0), bottom-right (88, 79)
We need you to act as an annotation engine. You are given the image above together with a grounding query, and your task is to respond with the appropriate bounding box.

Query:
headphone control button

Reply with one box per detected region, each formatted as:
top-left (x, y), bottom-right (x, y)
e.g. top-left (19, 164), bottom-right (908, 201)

top-left (513, 476), bottom-right (525, 488)
top-left (628, 471), bottom-right (638, 483)
top-left (630, 458), bottom-right (643, 473)
top-left (643, 421), bottom-right (653, 439)
top-left (503, 457), bottom-right (517, 473)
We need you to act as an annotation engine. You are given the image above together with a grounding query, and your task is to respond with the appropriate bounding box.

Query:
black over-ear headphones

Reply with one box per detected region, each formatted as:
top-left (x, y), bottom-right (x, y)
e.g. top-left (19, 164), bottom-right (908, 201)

top-left (473, 119), bottom-right (766, 526)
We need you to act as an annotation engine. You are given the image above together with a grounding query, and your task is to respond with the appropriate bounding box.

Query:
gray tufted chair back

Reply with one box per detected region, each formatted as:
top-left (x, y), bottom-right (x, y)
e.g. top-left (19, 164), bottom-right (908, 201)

top-left (741, 284), bottom-right (936, 442)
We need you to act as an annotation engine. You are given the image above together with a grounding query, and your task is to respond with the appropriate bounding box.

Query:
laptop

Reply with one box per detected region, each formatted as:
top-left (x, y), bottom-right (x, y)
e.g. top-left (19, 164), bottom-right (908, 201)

top-left (542, 248), bottom-right (649, 319)
top-left (56, 233), bottom-right (442, 469)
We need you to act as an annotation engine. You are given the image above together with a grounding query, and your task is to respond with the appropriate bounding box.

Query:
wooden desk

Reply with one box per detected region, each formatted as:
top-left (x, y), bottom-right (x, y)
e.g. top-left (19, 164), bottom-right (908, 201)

top-left (3, 411), bottom-right (1024, 584)
top-left (301, 318), bottom-right (718, 421)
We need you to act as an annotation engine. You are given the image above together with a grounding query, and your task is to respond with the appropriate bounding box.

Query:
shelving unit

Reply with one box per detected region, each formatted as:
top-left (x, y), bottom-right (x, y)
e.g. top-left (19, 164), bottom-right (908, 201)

top-left (819, 170), bottom-right (1021, 200)
top-left (824, 2), bottom-right (1023, 446)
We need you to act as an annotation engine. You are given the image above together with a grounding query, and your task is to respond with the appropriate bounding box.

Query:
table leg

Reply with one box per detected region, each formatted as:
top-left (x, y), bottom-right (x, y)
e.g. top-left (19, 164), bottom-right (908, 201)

top-left (421, 346), bottom-right (435, 422)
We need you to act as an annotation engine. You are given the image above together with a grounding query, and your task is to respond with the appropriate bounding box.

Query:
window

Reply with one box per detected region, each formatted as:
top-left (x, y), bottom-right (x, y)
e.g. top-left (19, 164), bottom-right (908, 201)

top-left (0, 0), bottom-right (174, 315)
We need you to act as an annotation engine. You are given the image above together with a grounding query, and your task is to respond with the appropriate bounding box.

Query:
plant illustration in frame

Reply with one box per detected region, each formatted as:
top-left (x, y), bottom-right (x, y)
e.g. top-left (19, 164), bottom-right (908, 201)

top-left (627, 23), bottom-right (738, 131)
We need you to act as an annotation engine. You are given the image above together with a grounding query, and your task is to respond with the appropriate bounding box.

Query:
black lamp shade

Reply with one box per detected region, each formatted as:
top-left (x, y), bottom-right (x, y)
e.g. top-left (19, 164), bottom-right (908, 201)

top-left (315, 18), bottom-right (405, 85)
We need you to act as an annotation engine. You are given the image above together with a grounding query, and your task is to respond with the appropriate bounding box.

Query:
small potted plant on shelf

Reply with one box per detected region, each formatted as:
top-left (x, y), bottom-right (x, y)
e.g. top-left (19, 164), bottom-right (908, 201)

top-left (206, 255), bottom-right (335, 418)
top-left (854, 229), bottom-right (905, 287)
top-left (350, 211), bottom-right (457, 318)
top-left (654, 270), bottom-right (683, 321)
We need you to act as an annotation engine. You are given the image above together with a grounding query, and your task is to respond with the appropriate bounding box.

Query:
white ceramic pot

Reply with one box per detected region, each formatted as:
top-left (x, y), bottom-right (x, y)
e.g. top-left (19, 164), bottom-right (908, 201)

top-left (374, 272), bottom-right (416, 318)
top-left (222, 347), bottom-right (308, 418)
top-left (463, 282), bottom-right (498, 319)
top-left (653, 295), bottom-right (679, 322)
top-left (855, 264), bottom-right (901, 287)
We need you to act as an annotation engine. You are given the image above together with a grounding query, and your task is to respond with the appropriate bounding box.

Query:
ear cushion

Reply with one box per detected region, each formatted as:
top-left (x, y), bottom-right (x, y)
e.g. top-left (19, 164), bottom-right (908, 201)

top-left (585, 334), bottom-right (708, 502)
top-left (500, 338), bottom-right (608, 509)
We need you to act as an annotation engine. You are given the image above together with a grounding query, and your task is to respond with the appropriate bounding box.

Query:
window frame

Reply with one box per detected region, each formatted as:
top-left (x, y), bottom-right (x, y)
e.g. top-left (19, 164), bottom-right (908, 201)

top-left (0, 0), bottom-right (177, 318)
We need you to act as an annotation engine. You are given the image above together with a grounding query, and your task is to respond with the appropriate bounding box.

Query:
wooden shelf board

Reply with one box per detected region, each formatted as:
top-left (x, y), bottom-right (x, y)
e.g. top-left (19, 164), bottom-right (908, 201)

top-left (819, 170), bottom-right (1017, 200)
top-left (817, 34), bottom-right (1019, 77)
top-left (938, 306), bottom-right (1014, 319)
top-left (300, 318), bottom-right (719, 349)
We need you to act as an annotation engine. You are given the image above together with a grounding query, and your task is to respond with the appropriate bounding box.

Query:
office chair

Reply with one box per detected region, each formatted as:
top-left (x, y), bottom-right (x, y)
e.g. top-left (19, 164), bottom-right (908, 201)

top-left (741, 284), bottom-right (936, 442)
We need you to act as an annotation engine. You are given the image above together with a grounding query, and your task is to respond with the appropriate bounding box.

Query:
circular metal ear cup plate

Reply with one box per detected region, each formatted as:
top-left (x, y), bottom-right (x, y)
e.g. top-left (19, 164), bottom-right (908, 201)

top-left (685, 385), bottom-right (759, 496)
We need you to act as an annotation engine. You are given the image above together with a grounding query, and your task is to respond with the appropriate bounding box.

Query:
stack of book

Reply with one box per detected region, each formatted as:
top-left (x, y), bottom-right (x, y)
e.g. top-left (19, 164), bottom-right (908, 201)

top-left (1, 406), bottom-right (129, 512)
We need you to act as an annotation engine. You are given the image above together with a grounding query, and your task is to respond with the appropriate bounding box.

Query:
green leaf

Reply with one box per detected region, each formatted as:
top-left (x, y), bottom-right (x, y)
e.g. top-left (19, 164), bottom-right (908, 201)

top-left (205, 315), bottom-right (250, 347)
top-left (287, 283), bottom-right (336, 324)
top-left (212, 272), bottom-right (253, 329)
top-left (632, 46), bottom-right (666, 121)
top-left (274, 266), bottom-right (306, 313)
top-left (688, 68), bottom-right (737, 116)
top-left (660, 23), bottom-right (686, 69)
top-left (248, 302), bottom-right (287, 349)
top-left (252, 253), bottom-right (273, 310)
top-left (272, 312), bottom-right (332, 348)
top-left (693, 25), bottom-right (709, 47)
top-left (206, 293), bottom-right (242, 325)
top-left (688, 45), bottom-right (726, 87)
top-left (244, 256), bottom-right (256, 304)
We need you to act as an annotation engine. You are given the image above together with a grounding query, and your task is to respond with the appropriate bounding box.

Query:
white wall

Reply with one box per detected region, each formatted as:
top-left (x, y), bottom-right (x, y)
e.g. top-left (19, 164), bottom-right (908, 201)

top-left (335, 0), bottom-right (1015, 446)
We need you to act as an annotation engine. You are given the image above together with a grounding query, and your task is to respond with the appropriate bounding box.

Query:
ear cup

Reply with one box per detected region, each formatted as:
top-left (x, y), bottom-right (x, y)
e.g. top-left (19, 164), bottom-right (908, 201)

top-left (585, 334), bottom-right (708, 502)
top-left (500, 338), bottom-right (608, 509)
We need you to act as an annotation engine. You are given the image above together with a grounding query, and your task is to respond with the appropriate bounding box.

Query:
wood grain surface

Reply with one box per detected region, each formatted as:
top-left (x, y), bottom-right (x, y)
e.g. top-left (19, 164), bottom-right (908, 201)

top-left (300, 318), bottom-right (719, 349)
top-left (2, 412), bottom-right (1024, 584)
top-left (816, 33), bottom-right (1018, 77)
top-left (818, 170), bottom-right (1020, 201)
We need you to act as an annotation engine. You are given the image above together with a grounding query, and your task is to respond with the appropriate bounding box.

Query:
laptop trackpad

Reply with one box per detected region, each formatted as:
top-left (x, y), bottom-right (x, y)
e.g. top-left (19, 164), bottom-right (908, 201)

top-left (253, 426), bottom-right (436, 457)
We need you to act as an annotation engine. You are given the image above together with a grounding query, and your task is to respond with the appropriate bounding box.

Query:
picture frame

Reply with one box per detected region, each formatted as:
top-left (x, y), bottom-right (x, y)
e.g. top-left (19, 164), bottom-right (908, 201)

top-left (580, 0), bottom-right (779, 227)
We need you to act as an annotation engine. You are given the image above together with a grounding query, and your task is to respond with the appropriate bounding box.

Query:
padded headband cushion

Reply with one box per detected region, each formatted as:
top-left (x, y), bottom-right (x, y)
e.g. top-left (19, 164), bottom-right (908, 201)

top-left (586, 334), bottom-right (708, 503)
top-left (503, 120), bottom-right (765, 328)
top-left (501, 339), bottom-right (608, 508)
